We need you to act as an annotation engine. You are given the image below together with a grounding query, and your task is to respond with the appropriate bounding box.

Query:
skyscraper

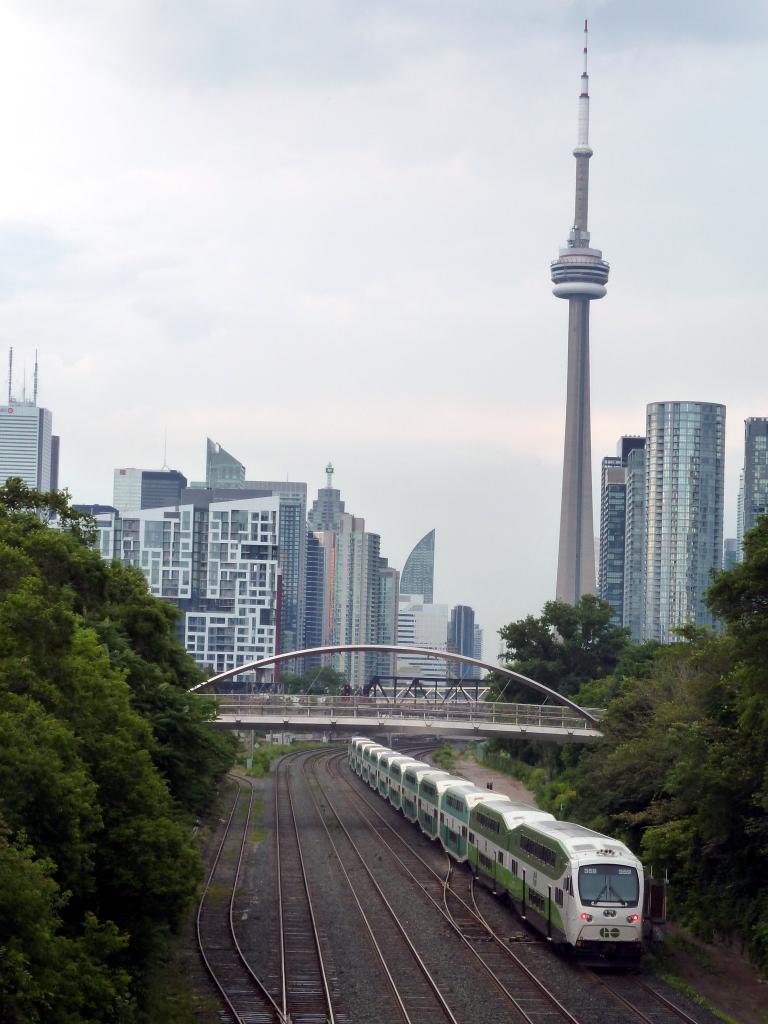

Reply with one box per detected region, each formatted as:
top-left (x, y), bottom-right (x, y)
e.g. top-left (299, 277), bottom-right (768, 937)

top-left (205, 438), bottom-right (245, 488)
top-left (112, 468), bottom-right (188, 512)
top-left (308, 462), bottom-right (346, 532)
top-left (1, 351), bottom-right (56, 491)
top-left (400, 529), bottom-right (435, 603)
top-left (332, 513), bottom-right (382, 686)
top-left (723, 538), bottom-right (740, 572)
top-left (642, 402), bottom-right (725, 643)
top-left (741, 418), bottom-right (768, 543)
top-left (448, 604), bottom-right (480, 679)
top-left (622, 445), bottom-right (647, 641)
top-left (396, 595), bottom-right (449, 681)
top-left (598, 437), bottom-right (645, 625)
top-left (551, 22), bottom-right (610, 604)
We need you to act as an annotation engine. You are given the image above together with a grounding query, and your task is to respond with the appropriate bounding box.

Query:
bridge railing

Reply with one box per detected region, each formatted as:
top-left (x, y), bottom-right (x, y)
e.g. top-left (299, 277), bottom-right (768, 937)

top-left (203, 693), bottom-right (601, 733)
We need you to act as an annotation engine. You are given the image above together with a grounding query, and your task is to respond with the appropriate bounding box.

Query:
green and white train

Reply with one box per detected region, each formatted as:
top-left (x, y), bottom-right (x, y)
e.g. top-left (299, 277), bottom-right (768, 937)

top-left (348, 737), bottom-right (644, 964)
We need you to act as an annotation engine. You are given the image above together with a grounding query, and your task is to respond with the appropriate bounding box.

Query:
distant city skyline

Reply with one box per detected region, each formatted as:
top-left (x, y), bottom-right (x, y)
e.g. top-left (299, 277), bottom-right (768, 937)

top-left (1, 5), bottom-right (766, 647)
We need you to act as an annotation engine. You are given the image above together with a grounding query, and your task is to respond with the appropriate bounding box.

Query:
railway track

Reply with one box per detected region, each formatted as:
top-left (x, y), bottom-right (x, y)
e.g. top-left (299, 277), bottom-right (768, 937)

top-left (196, 776), bottom-right (284, 1024)
top-left (334, 748), bottom-right (716, 1024)
top-left (589, 972), bottom-right (705, 1024)
top-left (273, 755), bottom-right (344, 1023)
top-left (302, 752), bottom-right (462, 1023)
top-left (318, 750), bottom-right (582, 1024)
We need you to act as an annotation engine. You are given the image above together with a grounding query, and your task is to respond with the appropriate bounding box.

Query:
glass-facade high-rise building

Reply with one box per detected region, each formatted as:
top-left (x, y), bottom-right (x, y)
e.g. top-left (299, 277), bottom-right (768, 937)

top-left (400, 529), bottom-right (435, 604)
top-left (331, 513), bottom-right (382, 687)
top-left (723, 538), bottom-right (740, 572)
top-left (623, 445), bottom-right (647, 641)
top-left (597, 436), bottom-right (645, 625)
top-left (308, 462), bottom-right (345, 532)
top-left (448, 605), bottom-right (480, 679)
top-left (598, 456), bottom-right (626, 624)
top-left (642, 401), bottom-right (725, 643)
top-left (396, 595), bottom-right (449, 681)
top-left (113, 468), bottom-right (188, 512)
top-left (742, 418), bottom-right (768, 545)
top-left (205, 438), bottom-right (245, 488)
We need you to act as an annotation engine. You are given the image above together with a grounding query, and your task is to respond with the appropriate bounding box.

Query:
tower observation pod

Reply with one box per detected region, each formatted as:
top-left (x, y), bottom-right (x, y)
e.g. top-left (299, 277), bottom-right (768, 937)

top-left (551, 21), bottom-right (610, 604)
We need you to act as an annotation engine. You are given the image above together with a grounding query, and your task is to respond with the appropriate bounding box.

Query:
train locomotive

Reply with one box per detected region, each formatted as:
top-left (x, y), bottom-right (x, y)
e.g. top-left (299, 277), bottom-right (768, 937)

top-left (348, 737), bottom-right (644, 965)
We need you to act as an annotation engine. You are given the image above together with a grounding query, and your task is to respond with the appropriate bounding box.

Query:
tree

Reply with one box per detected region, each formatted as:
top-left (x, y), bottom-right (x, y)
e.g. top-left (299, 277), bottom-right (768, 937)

top-left (0, 481), bottom-right (237, 1018)
top-left (496, 594), bottom-right (631, 699)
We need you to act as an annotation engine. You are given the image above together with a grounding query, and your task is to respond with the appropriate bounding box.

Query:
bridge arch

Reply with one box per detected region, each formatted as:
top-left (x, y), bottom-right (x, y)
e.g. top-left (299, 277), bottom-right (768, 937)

top-left (191, 644), bottom-right (598, 727)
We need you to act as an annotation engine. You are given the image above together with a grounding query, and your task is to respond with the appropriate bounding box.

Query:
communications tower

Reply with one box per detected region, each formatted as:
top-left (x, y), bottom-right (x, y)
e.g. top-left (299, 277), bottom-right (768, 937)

top-left (551, 21), bottom-right (610, 603)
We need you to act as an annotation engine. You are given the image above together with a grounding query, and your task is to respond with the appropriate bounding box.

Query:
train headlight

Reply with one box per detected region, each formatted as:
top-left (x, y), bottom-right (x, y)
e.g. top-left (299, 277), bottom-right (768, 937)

top-left (580, 912), bottom-right (592, 922)
top-left (626, 914), bottom-right (640, 923)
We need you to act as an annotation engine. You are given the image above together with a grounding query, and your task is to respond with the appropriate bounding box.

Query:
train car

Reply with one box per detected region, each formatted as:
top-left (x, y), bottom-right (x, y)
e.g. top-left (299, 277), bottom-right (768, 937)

top-left (367, 746), bottom-right (392, 789)
top-left (440, 784), bottom-right (507, 863)
top-left (417, 770), bottom-right (456, 838)
top-left (468, 798), bottom-right (556, 895)
top-left (359, 741), bottom-right (386, 783)
top-left (374, 749), bottom-right (400, 797)
top-left (402, 762), bottom-right (435, 823)
top-left (387, 756), bottom-right (424, 811)
top-left (470, 806), bottom-right (644, 963)
top-left (347, 736), bottom-right (372, 772)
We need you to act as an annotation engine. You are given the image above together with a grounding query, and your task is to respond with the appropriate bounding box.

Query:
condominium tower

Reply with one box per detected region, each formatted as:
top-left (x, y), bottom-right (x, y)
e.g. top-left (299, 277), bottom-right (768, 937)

top-left (642, 402), bottom-right (725, 643)
top-left (740, 418), bottom-right (768, 547)
top-left (597, 437), bottom-right (645, 624)
top-left (400, 529), bottom-right (435, 604)
top-left (551, 22), bottom-right (610, 604)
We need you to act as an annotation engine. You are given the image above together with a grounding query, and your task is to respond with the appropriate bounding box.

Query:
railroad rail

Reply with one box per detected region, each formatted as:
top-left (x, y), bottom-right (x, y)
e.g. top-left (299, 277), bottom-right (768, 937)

top-left (589, 972), bottom-right (705, 1024)
top-left (301, 752), bottom-right (461, 1022)
top-left (333, 750), bottom-right (714, 1024)
top-left (318, 751), bottom-right (582, 1024)
top-left (274, 757), bottom-right (343, 1023)
top-left (196, 777), bottom-right (284, 1023)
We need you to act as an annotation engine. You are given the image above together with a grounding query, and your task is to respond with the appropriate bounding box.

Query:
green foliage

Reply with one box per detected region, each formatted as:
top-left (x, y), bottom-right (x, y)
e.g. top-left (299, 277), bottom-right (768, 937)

top-left (495, 594), bottom-right (630, 700)
top-left (0, 481), bottom-right (236, 1020)
top-left (280, 666), bottom-right (348, 694)
top-left (431, 742), bottom-right (457, 771)
top-left (488, 524), bottom-right (768, 974)
top-left (243, 741), bottom-right (324, 777)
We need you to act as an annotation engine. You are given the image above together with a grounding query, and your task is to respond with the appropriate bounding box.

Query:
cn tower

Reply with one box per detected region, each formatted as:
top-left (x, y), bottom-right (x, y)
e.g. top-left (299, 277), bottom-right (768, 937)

top-left (551, 21), bottom-right (609, 604)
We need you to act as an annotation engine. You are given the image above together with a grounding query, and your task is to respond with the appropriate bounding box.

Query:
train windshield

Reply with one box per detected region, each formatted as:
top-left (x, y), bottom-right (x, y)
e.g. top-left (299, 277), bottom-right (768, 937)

top-left (578, 864), bottom-right (639, 907)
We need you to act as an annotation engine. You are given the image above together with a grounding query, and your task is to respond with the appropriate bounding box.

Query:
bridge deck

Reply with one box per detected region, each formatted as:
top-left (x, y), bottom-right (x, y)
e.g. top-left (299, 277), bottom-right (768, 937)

top-left (205, 695), bottom-right (603, 741)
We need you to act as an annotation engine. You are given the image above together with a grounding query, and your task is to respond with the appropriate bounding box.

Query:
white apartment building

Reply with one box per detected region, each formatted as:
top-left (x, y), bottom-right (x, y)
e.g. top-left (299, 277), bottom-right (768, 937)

top-left (91, 495), bottom-right (281, 677)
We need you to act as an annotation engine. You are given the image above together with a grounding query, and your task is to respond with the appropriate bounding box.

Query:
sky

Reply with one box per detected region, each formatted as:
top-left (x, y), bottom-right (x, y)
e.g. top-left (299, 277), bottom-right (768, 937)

top-left (1, 1), bottom-right (767, 658)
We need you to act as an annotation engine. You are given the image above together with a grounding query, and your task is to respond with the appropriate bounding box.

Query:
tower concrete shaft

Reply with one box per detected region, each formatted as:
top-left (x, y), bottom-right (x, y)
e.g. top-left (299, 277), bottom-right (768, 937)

top-left (551, 21), bottom-right (609, 604)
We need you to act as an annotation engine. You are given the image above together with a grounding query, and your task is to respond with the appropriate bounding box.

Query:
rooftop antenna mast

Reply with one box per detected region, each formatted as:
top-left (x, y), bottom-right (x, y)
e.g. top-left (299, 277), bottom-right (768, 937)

top-left (7, 347), bottom-right (12, 405)
top-left (33, 350), bottom-right (39, 405)
top-left (161, 428), bottom-right (169, 471)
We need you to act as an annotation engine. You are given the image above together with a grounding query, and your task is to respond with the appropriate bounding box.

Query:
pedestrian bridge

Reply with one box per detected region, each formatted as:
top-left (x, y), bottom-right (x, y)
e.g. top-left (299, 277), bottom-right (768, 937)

top-left (192, 644), bottom-right (604, 743)
top-left (208, 693), bottom-right (602, 741)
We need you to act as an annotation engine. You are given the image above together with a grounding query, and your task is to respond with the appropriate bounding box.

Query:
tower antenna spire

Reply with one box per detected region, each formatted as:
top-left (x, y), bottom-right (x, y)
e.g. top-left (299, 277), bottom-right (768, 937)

top-left (7, 347), bottom-right (12, 405)
top-left (33, 350), bottom-right (38, 405)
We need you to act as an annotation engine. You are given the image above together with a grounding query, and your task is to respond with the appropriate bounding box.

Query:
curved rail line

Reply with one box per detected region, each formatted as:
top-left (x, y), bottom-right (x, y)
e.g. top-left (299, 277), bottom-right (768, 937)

top-left (337, 747), bottom-right (711, 1024)
top-left (196, 777), bottom-right (285, 1024)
